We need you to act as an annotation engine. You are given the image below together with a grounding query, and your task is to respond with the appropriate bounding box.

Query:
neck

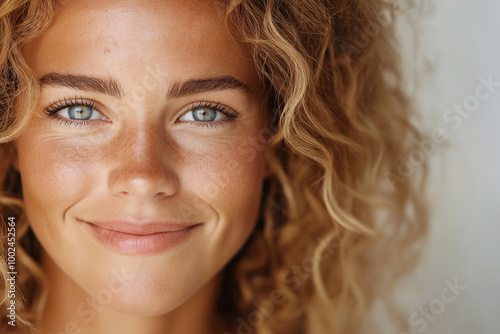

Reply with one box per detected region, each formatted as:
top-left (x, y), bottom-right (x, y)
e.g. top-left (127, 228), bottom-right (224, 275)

top-left (37, 251), bottom-right (233, 334)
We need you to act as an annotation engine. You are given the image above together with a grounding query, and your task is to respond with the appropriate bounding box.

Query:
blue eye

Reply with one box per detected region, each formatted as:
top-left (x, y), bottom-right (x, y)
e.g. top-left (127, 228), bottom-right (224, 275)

top-left (179, 107), bottom-right (227, 122)
top-left (57, 105), bottom-right (106, 121)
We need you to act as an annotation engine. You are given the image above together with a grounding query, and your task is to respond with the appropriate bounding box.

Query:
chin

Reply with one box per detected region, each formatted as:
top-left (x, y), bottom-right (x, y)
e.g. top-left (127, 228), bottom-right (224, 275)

top-left (99, 284), bottom-right (190, 317)
top-left (106, 296), bottom-right (184, 317)
top-left (89, 269), bottom-right (205, 317)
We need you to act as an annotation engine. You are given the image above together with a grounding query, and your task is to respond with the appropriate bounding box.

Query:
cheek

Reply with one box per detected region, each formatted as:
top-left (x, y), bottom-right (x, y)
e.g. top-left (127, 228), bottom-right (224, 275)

top-left (187, 136), bottom-right (266, 207)
top-left (16, 133), bottom-right (100, 242)
top-left (183, 138), bottom-right (267, 256)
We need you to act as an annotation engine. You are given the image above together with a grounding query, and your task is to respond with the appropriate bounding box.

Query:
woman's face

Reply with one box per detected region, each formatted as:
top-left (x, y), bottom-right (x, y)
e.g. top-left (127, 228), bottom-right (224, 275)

top-left (14, 0), bottom-right (268, 315)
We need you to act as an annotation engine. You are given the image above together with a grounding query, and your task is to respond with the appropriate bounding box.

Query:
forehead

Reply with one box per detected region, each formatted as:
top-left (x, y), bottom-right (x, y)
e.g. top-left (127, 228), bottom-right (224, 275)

top-left (24, 0), bottom-right (260, 93)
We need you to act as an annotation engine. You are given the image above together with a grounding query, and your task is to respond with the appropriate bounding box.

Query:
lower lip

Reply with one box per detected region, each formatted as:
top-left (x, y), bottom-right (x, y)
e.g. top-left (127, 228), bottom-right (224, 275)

top-left (86, 223), bottom-right (199, 255)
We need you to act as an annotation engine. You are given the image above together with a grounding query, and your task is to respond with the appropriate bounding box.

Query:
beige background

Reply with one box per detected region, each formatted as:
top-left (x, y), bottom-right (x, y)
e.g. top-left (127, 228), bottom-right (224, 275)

top-left (393, 0), bottom-right (500, 333)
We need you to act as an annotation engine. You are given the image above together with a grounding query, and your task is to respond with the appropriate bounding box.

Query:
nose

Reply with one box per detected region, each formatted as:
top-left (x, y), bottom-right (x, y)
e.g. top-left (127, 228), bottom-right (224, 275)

top-left (106, 122), bottom-right (179, 201)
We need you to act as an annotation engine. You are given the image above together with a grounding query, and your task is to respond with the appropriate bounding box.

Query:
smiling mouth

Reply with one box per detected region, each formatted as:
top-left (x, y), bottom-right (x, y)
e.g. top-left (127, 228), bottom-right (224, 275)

top-left (81, 220), bottom-right (201, 256)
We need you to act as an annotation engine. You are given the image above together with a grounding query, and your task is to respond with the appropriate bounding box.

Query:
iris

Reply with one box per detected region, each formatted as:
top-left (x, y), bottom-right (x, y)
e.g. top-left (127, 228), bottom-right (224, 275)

top-left (192, 107), bottom-right (216, 122)
top-left (67, 105), bottom-right (94, 120)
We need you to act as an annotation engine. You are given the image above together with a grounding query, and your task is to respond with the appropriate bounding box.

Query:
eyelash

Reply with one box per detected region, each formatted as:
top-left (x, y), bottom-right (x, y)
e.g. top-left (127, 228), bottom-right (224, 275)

top-left (43, 96), bottom-right (100, 128)
top-left (42, 97), bottom-right (239, 129)
top-left (180, 101), bottom-right (239, 129)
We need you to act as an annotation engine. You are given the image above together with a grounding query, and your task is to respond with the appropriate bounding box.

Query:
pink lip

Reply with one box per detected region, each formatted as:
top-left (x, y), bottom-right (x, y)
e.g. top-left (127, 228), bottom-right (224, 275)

top-left (82, 220), bottom-right (200, 255)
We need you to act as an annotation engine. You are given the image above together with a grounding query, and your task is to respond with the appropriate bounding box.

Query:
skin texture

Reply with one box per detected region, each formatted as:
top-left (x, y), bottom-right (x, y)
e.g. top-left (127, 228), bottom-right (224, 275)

top-left (14, 0), bottom-right (268, 333)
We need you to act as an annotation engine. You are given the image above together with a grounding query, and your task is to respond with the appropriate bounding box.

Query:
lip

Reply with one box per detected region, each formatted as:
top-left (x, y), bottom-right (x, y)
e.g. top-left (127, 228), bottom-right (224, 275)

top-left (81, 219), bottom-right (201, 255)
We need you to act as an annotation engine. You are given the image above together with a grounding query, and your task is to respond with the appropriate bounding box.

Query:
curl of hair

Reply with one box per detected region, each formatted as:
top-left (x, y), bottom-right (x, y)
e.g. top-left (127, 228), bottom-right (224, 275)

top-left (0, 0), bottom-right (428, 333)
top-left (0, 0), bottom-right (53, 332)
top-left (222, 0), bottom-right (428, 333)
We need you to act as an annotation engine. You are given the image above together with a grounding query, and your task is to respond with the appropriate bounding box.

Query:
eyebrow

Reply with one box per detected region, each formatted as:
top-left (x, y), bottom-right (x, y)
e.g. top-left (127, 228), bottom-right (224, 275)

top-left (166, 76), bottom-right (251, 99)
top-left (39, 73), bottom-right (123, 98)
top-left (38, 73), bottom-right (251, 99)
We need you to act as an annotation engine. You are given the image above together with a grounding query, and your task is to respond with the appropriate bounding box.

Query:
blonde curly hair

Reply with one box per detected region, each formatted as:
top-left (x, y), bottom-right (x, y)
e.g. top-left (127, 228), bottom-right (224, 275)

top-left (0, 0), bottom-right (428, 333)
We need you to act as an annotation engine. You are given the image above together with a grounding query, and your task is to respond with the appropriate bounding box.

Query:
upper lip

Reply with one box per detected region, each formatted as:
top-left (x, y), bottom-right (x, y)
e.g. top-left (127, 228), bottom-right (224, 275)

top-left (79, 218), bottom-right (199, 235)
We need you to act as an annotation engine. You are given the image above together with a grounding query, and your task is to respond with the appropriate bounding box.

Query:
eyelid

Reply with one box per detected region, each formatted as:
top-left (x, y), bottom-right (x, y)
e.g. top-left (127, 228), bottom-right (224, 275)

top-left (42, 96), bottom-right (112, 126)
top-left (43, 96), bottom-right (106, 117)
top-left (176, 101), bottom-right (239, 122)
top-left (57, 106), bottom-right (107, 121)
